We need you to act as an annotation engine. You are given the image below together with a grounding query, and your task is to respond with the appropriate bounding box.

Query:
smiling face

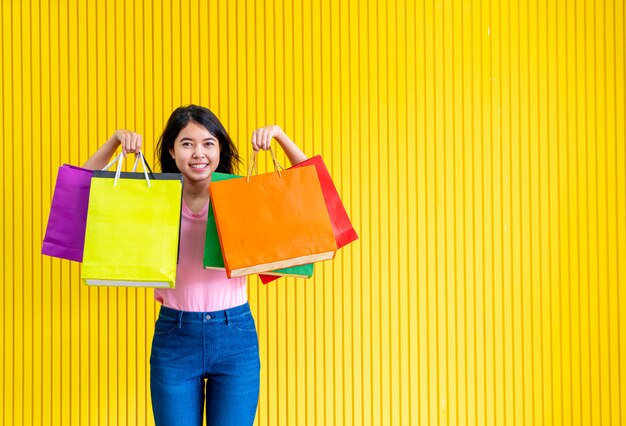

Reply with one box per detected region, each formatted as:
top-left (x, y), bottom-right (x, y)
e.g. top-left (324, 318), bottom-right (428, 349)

top-left (169, 121), bottom-right (221, 184)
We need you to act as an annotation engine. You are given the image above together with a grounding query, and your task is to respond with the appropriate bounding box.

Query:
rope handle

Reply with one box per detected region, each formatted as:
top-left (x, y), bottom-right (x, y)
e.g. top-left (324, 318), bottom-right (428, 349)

top-left (246, 147), bottom-right (285, 183)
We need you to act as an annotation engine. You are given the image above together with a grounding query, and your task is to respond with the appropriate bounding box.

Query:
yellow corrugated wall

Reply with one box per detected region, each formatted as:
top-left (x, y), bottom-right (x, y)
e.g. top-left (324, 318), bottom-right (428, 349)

top-left (1, 0), bottom-right (624, 424)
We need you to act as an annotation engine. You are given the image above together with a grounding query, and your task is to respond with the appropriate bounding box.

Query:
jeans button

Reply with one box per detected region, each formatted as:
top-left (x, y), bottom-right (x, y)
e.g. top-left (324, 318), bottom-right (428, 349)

top-left (206, 314), bottom-right (211, 320)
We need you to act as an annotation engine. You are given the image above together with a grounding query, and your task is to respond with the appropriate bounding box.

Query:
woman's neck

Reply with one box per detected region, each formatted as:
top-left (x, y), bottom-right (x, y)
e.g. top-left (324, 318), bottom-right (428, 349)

top-left (183, 179), bottom-right (211, 213)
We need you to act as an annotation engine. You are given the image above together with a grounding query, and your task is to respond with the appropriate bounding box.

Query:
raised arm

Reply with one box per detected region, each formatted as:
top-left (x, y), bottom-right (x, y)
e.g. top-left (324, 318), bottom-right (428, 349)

top-left (251, 125), bottom-right (308, 166)
top-left (82, 130), bottom-right (143, 170)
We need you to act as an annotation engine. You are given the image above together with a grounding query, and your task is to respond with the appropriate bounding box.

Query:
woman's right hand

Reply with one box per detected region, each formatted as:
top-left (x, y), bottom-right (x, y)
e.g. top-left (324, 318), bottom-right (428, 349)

top-left (113, 129), bottom-right (143, 157)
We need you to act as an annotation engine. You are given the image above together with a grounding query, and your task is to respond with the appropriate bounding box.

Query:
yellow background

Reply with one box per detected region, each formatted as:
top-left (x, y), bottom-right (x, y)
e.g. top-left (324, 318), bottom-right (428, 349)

top-left (1, 0), bottom-right (625, 424)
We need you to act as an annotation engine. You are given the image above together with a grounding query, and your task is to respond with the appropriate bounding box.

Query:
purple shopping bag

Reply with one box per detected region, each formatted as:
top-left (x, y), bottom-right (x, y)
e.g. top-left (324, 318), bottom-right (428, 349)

top-left (41, 164), bottom-right (93, 262)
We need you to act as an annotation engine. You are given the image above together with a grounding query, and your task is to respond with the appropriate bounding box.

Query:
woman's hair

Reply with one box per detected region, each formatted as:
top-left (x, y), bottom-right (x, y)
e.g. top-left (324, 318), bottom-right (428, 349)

top-left (156, 105), bottom-right (241, 174)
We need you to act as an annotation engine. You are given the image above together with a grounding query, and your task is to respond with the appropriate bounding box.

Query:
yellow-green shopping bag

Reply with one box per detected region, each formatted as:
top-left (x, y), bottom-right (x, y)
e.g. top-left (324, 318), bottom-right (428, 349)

top-left (81, 153), bottom-right (183, 287)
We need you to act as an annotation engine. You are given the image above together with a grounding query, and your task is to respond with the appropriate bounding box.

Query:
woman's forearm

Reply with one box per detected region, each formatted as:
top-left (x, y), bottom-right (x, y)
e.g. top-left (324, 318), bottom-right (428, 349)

top-left (82, 130), bottom-right (143, 170)
top-left (274, 129), bottom-right (308, 166)
top-left (82, 136), bottom-right (120, 170)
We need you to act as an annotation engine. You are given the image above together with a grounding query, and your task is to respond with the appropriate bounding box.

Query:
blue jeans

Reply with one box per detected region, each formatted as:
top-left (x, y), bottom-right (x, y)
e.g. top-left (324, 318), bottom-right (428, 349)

top-left (150, 303), bottom-right (261, 426)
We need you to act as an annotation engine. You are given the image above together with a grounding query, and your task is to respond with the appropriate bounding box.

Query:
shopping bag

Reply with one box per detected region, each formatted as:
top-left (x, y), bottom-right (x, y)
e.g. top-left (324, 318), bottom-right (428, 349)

top-left (41, 164), bottom-right (93, 262)
top-left (257, 155), bottom-right (356, 284)
top-left (290, 155), bottom-right (358, 248)
top-left (259, 155), bottom-right (357, 284)
top-left (204, 172), bottom-right (315, 282)
top-left (81, 153), bottom-right (183, 287)
top-left (210, 149), bottom-right (336, 277)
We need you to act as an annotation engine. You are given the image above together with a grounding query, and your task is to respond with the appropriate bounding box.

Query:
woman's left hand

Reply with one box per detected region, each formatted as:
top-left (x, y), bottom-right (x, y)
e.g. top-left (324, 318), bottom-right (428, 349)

top-left (251, 125), bottom-right (284, 151)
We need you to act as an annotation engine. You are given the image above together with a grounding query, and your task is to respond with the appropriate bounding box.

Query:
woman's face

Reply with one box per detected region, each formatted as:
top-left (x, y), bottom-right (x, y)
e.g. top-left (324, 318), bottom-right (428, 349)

top-left (169, 121), bottom-right (221, 183)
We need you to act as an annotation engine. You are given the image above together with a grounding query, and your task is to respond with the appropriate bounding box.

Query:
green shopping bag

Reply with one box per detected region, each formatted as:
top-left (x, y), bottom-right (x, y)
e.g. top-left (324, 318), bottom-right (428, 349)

top-left (260, 264), bottom-right (314, 279)
top-left (203, 172), bottom-right (243, 270)
top-left (81, 153), bottom-right (183, 287)
top-left (203, 171), bottom-right (314, 280)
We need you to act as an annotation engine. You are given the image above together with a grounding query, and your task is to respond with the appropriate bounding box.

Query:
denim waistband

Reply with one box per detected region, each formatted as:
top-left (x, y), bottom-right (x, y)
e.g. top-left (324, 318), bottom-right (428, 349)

top-left (158, 302), bottom-right (251, 324)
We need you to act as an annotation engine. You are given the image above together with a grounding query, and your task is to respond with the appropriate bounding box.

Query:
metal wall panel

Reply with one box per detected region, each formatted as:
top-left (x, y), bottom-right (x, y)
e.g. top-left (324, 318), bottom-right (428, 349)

top-left (0, 0), bottom-right (624, 424)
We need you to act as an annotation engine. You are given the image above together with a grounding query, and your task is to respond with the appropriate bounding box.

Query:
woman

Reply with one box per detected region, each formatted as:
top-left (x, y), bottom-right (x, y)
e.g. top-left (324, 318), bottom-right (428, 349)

top-left (83, 105), bottom-right (307, 426)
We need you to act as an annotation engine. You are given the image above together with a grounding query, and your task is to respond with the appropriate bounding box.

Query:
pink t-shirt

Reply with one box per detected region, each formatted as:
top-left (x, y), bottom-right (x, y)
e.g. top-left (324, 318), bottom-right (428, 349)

top-left (154, 199), bottom-right (247, 312)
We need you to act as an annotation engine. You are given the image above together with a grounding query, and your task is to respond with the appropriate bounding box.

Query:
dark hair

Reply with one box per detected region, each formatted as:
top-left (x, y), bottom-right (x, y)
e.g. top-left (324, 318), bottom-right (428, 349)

top-left (156, 105), bottom-right (241, 174)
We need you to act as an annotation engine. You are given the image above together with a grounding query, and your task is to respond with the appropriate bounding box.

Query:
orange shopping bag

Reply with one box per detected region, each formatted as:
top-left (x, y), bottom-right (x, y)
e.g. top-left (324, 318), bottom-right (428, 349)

top-left (209, 148), bottom-right (336, 277)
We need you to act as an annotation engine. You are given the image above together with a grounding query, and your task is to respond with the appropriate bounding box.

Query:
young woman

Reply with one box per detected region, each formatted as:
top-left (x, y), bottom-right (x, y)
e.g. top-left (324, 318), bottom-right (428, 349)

top-left (83, 105), bottom-right (308, 426)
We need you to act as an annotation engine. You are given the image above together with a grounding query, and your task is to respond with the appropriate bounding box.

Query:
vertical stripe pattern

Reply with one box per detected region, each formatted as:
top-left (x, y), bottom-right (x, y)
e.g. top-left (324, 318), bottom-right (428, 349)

top-left (0, 0), bottom-right (624, 424)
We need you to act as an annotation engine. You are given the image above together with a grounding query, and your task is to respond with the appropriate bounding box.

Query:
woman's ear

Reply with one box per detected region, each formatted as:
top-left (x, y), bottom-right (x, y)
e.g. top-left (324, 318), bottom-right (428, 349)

top-left (169, 148), bottom-right (175, 159)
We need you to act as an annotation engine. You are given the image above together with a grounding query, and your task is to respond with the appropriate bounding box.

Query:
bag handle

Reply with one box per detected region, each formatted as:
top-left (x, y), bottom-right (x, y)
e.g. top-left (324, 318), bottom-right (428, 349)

top-left (102, 152), bottom-right (144, 172)
top-left (246, 147), bottom-right (285, 183)
top-left (102, 152), bottom-right (154, 187)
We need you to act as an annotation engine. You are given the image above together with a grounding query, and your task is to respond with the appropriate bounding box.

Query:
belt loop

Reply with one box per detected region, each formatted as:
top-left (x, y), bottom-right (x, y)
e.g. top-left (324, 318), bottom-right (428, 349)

top-left (177, 311), bottom-right (183, 328)
top-left (225, 310), bottom-right (230, 325)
